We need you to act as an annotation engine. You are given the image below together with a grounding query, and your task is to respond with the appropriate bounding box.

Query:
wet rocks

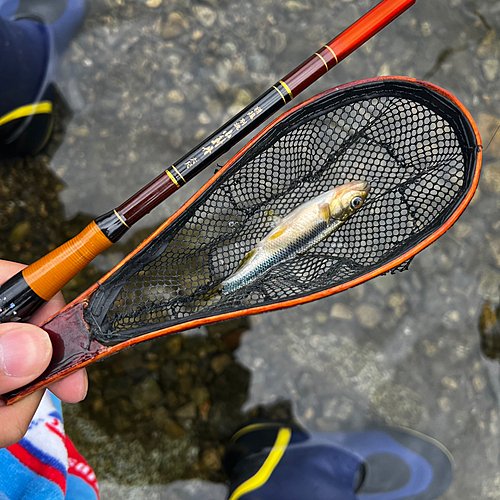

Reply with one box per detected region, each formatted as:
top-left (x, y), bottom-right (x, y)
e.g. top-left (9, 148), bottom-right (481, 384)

top-left (478, 271), bottom-right (500, 302)
top-left (104, 377), bottom-right (132, 402)
top-left (330, 303), bottom-right (354, 320)
top-left (200, 448), bottom-right (222, 471)
top-left (482, 162), bottom-right (500, 194)
top-left (479, 301), bottom-right (500, 360)
top-left (152, 406), bottom-right (186, 439)
top-left (483, 58), bottom-right (499, 82)
top-left (370, 383), bottom-right (425, 428)
top-left (161, 12), bottom-right (189, 39)
top-left (388, 293), bottom-right (406, 318)
top-left (355, 304), bottom-right (382, 328)
top-left (132, 377), bottom-right (163, 410)
top-left (285, 1), bottom-right (310, 12)
top-left (191, 387), bottom-right (210, 408)
top-left (210, 354), bottom-right (231, 374)
top-left (175, 402), bottom-right (197, 420)
top-left (193, 6), bottom-right (216, 28)
top-left (316, 395), bottom-right (355, 431)
top-left (478, 113), bottom-right (500, 159)
top-left (64, 318), bottom-right (258, 485)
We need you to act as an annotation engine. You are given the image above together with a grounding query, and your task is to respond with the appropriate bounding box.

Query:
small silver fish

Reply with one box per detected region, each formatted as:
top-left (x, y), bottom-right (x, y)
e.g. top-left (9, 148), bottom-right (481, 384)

top-left (221, 180), bottom-right (371, 295)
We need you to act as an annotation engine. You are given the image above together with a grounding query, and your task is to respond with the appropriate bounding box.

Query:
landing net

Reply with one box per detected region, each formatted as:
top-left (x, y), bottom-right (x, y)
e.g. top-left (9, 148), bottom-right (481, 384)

top-left (85, 79), bottom-right (479, 343)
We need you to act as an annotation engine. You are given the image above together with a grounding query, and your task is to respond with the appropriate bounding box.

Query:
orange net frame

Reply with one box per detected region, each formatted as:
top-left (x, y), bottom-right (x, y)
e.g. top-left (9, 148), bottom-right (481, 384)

top-left (83, 78), bottom-right (481, 344)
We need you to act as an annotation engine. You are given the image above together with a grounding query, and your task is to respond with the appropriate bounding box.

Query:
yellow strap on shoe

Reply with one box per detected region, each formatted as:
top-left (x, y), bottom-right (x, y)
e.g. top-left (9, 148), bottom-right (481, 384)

top-left (229, 427), bottom-right (292, 500)
top-left (0, 101), bottom-right (53, 128)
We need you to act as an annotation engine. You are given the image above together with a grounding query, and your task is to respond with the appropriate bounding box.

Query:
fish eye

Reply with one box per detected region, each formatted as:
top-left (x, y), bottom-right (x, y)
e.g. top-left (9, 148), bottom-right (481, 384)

top-left (350, 196), bottom-right (363, 209)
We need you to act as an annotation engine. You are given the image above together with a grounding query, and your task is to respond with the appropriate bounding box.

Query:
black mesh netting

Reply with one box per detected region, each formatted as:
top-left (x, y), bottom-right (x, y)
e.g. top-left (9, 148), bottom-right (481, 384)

top-left (86, 80), bottom-right (479, 343)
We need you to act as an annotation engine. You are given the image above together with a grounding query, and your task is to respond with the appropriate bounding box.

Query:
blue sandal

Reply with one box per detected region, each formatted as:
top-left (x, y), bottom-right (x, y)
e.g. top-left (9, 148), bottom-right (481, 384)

top-left (224, 423), bottom-right (452, 500)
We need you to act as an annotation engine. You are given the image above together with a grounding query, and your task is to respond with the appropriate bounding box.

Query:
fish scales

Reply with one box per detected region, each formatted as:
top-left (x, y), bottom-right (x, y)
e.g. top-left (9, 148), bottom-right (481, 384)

top-left (221, 181), bottom-right (370, 295)
top-left (225, 217), bottom-right (335, 293)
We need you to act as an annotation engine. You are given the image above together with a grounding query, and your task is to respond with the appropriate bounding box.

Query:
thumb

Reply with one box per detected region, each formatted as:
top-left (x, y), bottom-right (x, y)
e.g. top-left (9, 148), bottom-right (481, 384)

top-left (0, 324), bottom-right (52, 396)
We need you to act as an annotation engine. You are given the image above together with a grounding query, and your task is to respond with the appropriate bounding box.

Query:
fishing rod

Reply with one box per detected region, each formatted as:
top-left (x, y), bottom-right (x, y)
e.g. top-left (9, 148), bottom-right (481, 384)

top-left (0, 0), bottom-right (417, 323)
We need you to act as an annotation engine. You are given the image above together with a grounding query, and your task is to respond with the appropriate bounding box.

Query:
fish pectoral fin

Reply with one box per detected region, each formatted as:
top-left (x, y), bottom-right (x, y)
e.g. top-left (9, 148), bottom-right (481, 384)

top-left (269, 227), bottom-right (286, 241)
top-left (318, 203), bottom-right (331, 226)
top-left (237, 248), bottom-right (257, 270)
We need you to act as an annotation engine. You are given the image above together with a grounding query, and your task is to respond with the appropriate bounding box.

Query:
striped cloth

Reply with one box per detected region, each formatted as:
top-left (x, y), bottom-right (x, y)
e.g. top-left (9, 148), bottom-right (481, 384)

top-left (0, 392), bottom-right (99, 500)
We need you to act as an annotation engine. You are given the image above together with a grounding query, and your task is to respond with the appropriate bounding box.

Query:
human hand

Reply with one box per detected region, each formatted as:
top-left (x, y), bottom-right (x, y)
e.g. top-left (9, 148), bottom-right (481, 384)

top-left (0, 260), bottom-right (88, 448)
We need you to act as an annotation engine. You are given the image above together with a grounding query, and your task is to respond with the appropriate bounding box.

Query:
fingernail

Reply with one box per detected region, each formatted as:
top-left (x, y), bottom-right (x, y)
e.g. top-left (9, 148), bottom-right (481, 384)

top-left (0, 329), bottom-right (49, 377)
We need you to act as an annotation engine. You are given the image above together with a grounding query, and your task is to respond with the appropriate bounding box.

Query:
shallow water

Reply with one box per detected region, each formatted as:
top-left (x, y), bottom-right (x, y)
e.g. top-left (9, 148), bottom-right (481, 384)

top-left (3, 0), bottom-right (500, 498)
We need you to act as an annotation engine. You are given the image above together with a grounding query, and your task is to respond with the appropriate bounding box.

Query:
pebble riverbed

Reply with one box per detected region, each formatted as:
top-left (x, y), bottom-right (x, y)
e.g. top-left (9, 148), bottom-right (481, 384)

top-left (1, 0), bottom-right (500, 498)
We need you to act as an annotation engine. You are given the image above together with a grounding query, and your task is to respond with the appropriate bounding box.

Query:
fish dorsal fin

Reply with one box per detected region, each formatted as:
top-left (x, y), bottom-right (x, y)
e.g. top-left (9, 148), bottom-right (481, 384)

top-left (318, 203), bottom-right (331, 226)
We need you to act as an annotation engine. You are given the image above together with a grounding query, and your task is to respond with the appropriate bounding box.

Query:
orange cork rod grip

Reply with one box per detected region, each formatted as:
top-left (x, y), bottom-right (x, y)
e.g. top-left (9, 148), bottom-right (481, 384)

top-left (22, 221), bottom-right (113, 301)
